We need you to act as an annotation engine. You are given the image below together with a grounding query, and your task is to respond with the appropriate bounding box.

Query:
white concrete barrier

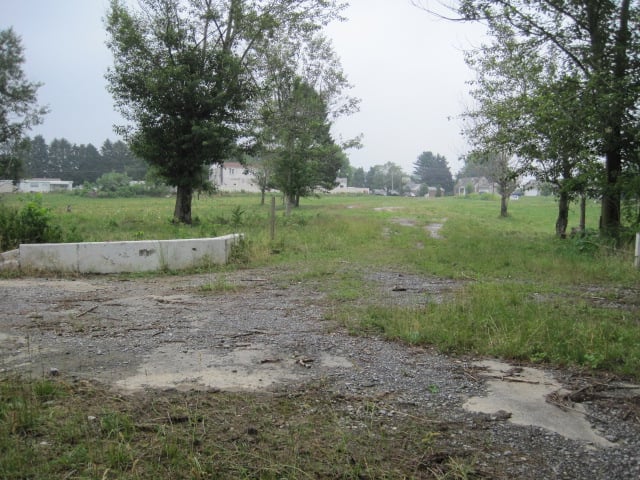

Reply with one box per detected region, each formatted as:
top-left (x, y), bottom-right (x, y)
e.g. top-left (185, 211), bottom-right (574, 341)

top-left (17, 234), bottom-right (243, 273)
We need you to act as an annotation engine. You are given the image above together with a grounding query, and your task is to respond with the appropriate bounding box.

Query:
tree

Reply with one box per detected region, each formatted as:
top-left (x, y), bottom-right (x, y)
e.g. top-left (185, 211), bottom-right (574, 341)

top-left (254, 25), bottom-right (359, 212)
top-left (351, 167), bottom-right (365, 188)
top-left (267, 78), bottom-right (342, 213)
top-left (72, 143), bottom-right (102, 185)
top-left (413, 151), bottom-right (454, 194)
top-left (105, 0), bottom-right (250, 223)
top-left (24, 135), bottom-right (49, 177)
top-left (457, 154), bottom-right (490, 180)
top-left (414, 0), bottom-right (640, 238)
top-left (47, 138), bottom-right (75, 180)
top-left (0, 28), bottom-right (48, 181)
top-left (485, 152), bottom-right (519, 218)
top-left (106, 0), bottom-right (346, 224)
top-left (364, 163), bottom-right (405, 193)
top-left (365, 165), bottom-right (385, 191)
top-left (101, 140), bottom-right (147, 180)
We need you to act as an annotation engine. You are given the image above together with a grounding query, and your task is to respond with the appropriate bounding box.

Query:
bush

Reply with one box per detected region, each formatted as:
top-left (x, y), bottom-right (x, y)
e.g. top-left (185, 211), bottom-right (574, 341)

top-left (0, 196), bottom-right (62, 250)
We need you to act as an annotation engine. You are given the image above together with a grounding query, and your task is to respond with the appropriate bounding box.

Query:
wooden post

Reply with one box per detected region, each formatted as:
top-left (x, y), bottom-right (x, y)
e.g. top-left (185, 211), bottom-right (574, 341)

top-left (270, 196), bottom-right (276, 242)
top-left (635, 232), bottom-right (640, 268)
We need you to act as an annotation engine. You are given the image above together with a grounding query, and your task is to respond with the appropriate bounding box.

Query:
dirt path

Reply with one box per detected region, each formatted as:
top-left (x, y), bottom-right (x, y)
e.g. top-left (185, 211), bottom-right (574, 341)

top-left (1, 268), bottom-right (639, 479)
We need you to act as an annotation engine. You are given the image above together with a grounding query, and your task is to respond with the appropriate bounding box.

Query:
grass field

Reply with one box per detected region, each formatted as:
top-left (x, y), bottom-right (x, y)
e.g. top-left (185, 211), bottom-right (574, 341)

top-left (1, 191), bottom-right (639, 479)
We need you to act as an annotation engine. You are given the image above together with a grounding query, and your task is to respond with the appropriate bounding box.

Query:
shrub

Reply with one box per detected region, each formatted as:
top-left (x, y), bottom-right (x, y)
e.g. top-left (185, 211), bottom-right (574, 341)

top-left (0, 196), bottom-right (62, 250)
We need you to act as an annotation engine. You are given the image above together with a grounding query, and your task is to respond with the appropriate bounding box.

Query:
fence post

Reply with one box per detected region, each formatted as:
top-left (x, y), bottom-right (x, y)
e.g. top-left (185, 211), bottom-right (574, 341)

top-left (270, 195), bottom-right (276, 242)
top-left (635, 232), bottom-right (640, 268)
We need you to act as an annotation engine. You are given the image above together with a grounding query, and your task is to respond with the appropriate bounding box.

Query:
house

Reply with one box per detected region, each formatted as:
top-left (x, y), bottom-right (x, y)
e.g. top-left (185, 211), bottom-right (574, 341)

top-left (210, 163), bottom-right (370, 195)
top-left (425, 186), bottom-right (439, 198)
top-left (329, 177), bottom-right (369, 194)
top-left (209, 162), bottom-right (261, 193)
top-left (454, 177), bottom-right (497, 196)
top-left (18, 179), bottom-right (73, 193)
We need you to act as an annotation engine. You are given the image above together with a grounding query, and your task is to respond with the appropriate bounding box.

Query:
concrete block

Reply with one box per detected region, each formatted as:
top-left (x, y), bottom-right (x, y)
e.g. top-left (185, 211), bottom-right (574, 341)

top-left (18, 234), bottom-right (242, 274)
top-left (20, 243), bottom-right (79, 272)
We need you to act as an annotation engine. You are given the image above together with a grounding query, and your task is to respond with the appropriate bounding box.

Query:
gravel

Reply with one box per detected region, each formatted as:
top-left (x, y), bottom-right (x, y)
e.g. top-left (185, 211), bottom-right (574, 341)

top-left (0, 267), bottom-right (638, 479)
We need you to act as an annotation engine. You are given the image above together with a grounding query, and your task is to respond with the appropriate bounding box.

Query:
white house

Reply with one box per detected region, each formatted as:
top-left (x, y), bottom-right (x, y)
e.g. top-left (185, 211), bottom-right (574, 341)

top-left (209, 162), bottom-right (261, 193)
top-left (18, 179), bottom-right (73, 193)
top-left (328, 177), bottom-right (369, 194)
top-left (454, 177), bottom-right (497, 196)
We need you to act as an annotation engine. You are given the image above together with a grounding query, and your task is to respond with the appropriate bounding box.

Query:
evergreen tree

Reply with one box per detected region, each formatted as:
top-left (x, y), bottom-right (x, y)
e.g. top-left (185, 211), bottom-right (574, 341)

top-left (24, 135), bottom-right (49, 178)
top-left (413, 151), bottom-right (454, 194)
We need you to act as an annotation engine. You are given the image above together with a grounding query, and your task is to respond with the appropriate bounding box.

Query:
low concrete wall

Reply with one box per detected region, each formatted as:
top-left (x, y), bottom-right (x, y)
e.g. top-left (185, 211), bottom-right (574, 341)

top-left (17, 234), bottom-right (242, 273)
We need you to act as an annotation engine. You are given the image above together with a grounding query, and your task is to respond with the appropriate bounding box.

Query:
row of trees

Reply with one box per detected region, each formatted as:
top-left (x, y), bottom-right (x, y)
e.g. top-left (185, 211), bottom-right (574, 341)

top-left (346, 152), bottom-right (454, 195)
top-left (413, 0), bottom-right (640, 239)
top-left (324, 151), bottom-right (455, 196)
top-left (105, 0), bottom-right (358, 222)
top-left (22, 136), bottom-right (147, 185)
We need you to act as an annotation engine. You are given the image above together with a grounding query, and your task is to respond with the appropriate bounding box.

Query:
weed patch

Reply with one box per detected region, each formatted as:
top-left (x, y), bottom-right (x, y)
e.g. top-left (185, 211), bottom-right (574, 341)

top-left (0, 377), bottom-right (488, 479)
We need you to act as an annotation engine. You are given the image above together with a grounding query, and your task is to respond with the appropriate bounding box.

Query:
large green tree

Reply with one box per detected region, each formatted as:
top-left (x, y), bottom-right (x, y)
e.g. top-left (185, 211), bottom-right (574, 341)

top-left (105, 0), bottom-right (251, 223)
top-left (0, 28), bottom-right (48, 182)
top-left (365, 162), bottom-right (405, 193)
top-left (255, 26), bottom-right (359, 211)
top-left (351, 166), bottom-right (365, 188)
top-left (23, 135), bottom-right (49, 178)
top-left (101, 140), bottom-right (147, 181)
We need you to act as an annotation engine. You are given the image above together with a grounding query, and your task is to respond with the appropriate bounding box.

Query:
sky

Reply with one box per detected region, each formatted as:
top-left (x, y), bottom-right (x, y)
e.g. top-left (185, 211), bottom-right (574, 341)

top-left (3, 0), bottom-right (486, 176)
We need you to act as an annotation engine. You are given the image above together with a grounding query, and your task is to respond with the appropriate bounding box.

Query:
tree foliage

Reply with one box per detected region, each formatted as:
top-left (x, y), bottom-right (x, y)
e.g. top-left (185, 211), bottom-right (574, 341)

top-left (0, 28), bottom-right (48, 182)
top-left (254, 21), bottom-right (358, 211)
top-left (462, 26), bottom-right (598, 232)
top-left (413, 151), bottom-right (454, 194)
top-left (265, 78), bottom-right (343, 211)
top-left (364, 162), bottom-right (405, 193)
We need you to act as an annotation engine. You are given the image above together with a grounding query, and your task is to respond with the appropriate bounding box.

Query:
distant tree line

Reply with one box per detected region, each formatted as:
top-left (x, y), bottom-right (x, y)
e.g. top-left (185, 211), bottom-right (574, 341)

top-left (344, 151), bottom-right (454, 196)
top-left (22, 135), bottom-right (147, 186)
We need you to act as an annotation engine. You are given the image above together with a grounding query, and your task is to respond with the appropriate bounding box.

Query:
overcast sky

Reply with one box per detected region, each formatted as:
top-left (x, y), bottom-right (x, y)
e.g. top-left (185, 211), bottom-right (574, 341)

top-left (4, 0), bottom-right (485, 176)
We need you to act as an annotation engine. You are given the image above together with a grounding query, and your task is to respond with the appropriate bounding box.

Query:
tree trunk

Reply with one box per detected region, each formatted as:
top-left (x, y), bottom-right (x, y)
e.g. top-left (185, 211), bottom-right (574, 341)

top-left (600, 149), bottom-right (621, 237)
top-left (173, 185), bottom-right (193, 224)
top-left (556, 191), bottom-right (570, 238)
top-left (500, 193), bottom-right (509, 217)
top-left (285, 194), bottom-right (293, 216)
top-left (579, 195), bottom-right (586, 232)
top-left (598, 0), bottom-right (629, 239)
